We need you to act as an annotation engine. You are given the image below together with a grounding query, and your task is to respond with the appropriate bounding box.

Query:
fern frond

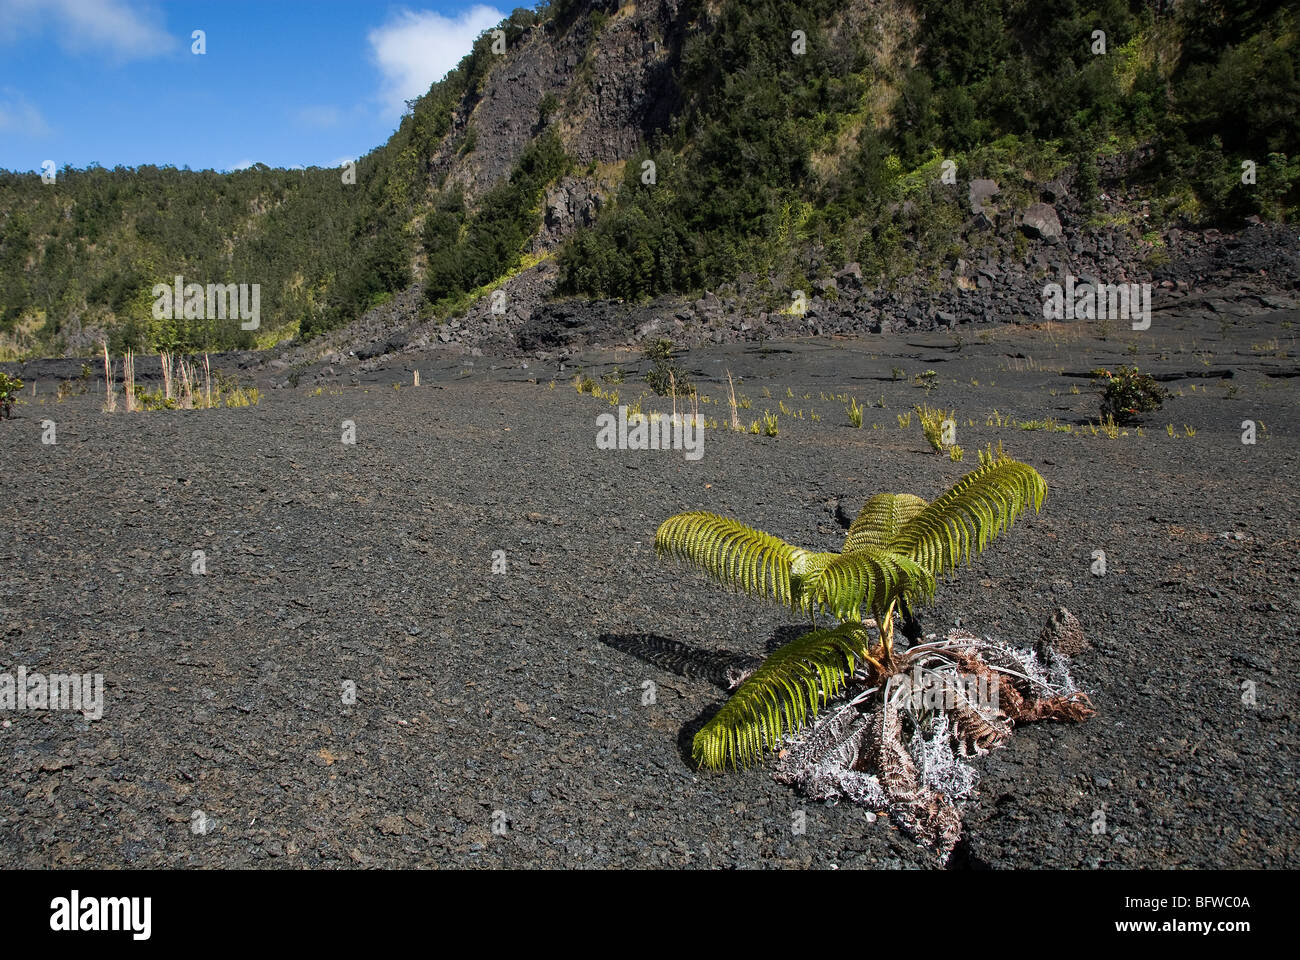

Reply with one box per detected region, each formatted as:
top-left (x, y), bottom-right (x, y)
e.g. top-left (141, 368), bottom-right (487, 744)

top-left (811, 548), bottom-right (935, 620)
top-left (692, 623), bottom-right (871, 770)
top-left (843, 493), bottom-right (928, 554)
top-left (891, 456), bottom-right (1047, 580)
top-left (789, 550), bottom-right (836, 610)
top-left (655, 512), bottom-right (806, 608)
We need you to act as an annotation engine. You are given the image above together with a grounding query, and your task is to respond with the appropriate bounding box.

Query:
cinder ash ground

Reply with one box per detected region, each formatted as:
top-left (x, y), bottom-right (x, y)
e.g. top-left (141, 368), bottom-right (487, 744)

top-left (2, 301), bottom-right (1296, 868)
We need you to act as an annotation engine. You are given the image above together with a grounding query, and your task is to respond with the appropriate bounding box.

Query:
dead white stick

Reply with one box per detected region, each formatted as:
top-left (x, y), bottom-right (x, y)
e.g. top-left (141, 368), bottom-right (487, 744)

top-left (102, 342), bottom-right (116, 413)
top-left (123, 349), bottom-right (135, 412)
top-left (727, 370), bottom-right (741, 431)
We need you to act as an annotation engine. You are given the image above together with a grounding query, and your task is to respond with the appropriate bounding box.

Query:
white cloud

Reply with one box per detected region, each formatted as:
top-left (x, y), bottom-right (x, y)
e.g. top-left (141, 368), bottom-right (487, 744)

top-left (0, 0), bottom-right (173, 61)
top-left (368, 5), bottom-right (503, 118)
top-left (0, 92), bottom-right (51, 137)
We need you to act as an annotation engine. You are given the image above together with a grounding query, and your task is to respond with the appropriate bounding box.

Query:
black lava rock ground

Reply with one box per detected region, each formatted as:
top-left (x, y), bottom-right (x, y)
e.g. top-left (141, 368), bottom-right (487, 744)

top-left (2, 299), bottom-right (1297, 868)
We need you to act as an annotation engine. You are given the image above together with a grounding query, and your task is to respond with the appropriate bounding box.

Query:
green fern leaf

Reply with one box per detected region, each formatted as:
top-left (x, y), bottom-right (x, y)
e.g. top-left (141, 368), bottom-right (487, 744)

top-left (811, 547), bottom-right (935, 620)
top-left (655, 512), bottom-right (806, 608)
top-left (842, 493), bottom-right (928, 554)
top-left (891, 456), bottom-right (1047, 579)
top-left (692, 623), bottom-right (870, 770)
top-left (789, 550), bottom-right (836, 610)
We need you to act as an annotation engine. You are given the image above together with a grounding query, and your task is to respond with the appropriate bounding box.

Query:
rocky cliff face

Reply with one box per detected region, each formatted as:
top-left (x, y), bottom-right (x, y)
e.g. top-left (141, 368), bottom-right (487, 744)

top-left (431, 1), bottom-right (685, 207)
top-left (264, 206), bottom-right (1299, 386)
top-left (257, 0), bottom-right (1300, 381)
top-left (263, 156), bottom-right (1300, 382)
top-left (533, 176), bottom-right (605, 252)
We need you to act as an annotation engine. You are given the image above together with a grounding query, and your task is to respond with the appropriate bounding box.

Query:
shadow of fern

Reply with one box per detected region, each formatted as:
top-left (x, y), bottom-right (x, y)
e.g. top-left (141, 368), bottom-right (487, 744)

top-left (766, 623), bottom-right (814, 654)
top-left (600, 627), bottom-right (815, 771)
top-left (597, 632), bottom-right (762, 690)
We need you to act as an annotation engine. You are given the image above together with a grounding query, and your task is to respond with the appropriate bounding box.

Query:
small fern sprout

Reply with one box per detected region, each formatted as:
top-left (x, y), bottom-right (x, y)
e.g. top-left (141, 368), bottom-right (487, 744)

top-left (655, 453), bottom-right (1048, 771)
top-left (846, 397), bottom-right (864, 428)
top-left (916, 403), bottom-right (954, 453)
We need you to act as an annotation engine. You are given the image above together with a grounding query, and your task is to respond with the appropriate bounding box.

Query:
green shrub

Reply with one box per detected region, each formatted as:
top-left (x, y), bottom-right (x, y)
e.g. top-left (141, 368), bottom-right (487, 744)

top-left (0, 372), bottom-right (23, 419)
top-left (1093, 365), bottom-right (1167, 425)
top-left (642, 338), bottom-right (692, 396)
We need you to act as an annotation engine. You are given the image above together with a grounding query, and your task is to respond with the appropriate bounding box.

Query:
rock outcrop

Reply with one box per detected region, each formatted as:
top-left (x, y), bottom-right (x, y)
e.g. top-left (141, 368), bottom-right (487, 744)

top-left (1021, 202), bottom-right (1063, 242)
top-left (430, 1), bottom-right (687, 204)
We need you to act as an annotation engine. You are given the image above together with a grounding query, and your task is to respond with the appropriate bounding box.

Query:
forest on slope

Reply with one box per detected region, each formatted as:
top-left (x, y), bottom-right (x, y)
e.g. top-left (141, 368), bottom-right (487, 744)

top-left (1, 0), bottom-right (1295, 359)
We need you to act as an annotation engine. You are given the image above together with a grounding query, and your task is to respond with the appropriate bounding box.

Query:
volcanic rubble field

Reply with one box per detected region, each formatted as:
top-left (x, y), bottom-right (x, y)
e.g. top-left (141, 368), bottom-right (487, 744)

top-left (2, 301), bottom-right (1297, 869)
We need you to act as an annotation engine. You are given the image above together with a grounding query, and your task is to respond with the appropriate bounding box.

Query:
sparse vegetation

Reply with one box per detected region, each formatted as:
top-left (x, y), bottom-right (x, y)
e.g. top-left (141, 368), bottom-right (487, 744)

top-left (913, 370), bottom-right (939, 393)
top-left (1018, 417), bottom-right (1073, 434)
top-left (846, 397), bottom-right (864, 428)
top-left (916, 403), bottom-right (954, 453)
top-left (642, 338), bottom-right (692, 397)
top-left (1094, 365), bottom-right (1168, 425)
top-left (0, 372), bottom-right (23, 419)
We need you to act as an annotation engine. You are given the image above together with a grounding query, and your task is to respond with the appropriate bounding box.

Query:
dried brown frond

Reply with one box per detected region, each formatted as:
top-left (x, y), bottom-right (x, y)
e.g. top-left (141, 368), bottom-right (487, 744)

top-left (1016, 692), bottom-right (1097, 724)
top-left (775, 614), bottom-right (1096, 862)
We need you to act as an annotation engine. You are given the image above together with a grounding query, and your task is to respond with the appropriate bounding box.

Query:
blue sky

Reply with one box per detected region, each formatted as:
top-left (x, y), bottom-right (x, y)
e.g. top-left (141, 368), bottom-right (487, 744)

top-left (0, 0), bottom-right (507, 173)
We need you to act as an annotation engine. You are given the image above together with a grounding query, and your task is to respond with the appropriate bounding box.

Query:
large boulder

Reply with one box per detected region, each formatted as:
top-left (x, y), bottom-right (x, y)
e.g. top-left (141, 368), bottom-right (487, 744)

top-left (1037, 607), bottom-right (1088, 658)
top-left (1021, 202), bottom-right (1063, 242)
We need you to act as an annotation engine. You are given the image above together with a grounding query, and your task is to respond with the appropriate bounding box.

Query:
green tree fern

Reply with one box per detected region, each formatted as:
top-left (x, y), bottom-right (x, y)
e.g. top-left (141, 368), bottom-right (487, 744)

top-left (655, 452), bottom-right (1047, 770)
